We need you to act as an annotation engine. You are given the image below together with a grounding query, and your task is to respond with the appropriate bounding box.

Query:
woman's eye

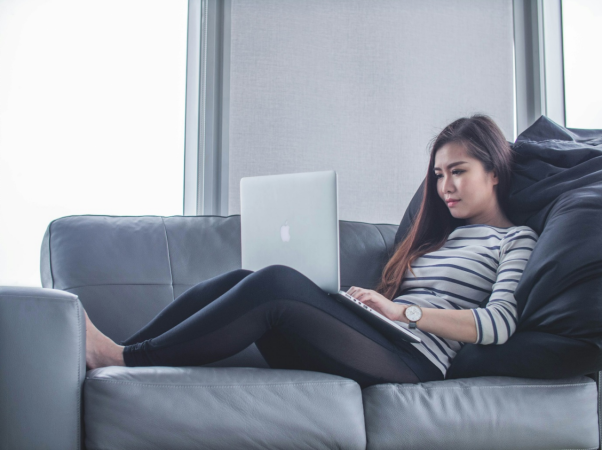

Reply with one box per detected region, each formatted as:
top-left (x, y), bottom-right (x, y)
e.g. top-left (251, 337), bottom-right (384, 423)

top-left (435, 170), bottom-right (464, 179)
top-left (435, 170), bottom-right (463, 179)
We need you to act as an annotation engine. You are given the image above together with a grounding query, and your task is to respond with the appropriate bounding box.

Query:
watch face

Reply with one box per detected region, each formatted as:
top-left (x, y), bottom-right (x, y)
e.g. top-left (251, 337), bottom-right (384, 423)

top-left (405, 305), bottom-right (422, 321)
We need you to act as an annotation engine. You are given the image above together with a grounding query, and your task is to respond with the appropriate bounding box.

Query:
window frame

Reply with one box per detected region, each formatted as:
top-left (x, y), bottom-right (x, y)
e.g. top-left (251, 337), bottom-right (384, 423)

top-left (513, 0), bottom-right (566, 137)
top-left (183, 0), bottom-right (231, 216)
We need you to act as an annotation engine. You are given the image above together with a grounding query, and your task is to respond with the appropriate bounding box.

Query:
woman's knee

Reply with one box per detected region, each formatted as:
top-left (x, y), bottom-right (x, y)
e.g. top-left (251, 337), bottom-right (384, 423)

top-left (245, 264), bottom-right (312, 293)
top-left (232, 268), bottom-right (254, 277)
top-left (214, 268), bottom-right (254, 287)
top-left (253, 264), bottom-right (303, 282)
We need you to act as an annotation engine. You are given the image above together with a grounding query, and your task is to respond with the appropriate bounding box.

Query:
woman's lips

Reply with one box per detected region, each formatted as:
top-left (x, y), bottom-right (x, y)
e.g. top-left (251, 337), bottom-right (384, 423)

top-left (447, 200), bottom-right (460, 207)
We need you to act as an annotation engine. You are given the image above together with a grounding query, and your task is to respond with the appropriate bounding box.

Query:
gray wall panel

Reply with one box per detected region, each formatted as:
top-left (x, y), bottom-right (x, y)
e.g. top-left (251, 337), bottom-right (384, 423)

top-left (228, 0), bottom-right (514, 224)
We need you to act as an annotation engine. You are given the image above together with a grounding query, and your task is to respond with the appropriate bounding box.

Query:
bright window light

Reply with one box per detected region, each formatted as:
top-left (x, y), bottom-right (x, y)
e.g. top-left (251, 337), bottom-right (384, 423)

top-left (562, 0), bottom-right (602, 128)
top-left (0, 0), bottom-right (189, 287)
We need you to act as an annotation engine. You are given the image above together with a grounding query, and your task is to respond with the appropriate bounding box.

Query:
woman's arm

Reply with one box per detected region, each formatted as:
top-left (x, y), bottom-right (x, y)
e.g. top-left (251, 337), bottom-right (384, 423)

top-left (469, 227), bottom-right (538, 345)
top-left (347, 288), bottom-right (478, 343)
top-left (394, 304), bottom-right (478, 343)
top-left (351, 227), bottom-right (539, 346)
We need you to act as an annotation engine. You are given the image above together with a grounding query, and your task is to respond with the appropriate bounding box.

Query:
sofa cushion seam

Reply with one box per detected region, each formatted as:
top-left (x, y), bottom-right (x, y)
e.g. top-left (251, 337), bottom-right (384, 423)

top-left (597, 371), bottom-right (602, 444)
top-left (49, 220), bottom-right (55, 288)
top-left (84, 380), bottom-right (358, 388)
top-left (75, 301), bottom-right (81, 449)
top-left (373, 224), bottom-right (390, 259)
top-left (64, 283), bottom-right (173, 290)
top-left (0, 295), bottom-right (78, 303)
top-left (367, 383), bottom-right (593, 390)
top-left (161, 217), bottom-right (175, 302)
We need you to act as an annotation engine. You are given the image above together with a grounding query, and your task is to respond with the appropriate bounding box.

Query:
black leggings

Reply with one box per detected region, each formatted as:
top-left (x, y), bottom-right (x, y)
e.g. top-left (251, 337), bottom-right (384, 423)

top-left (121, 265), bottom-right (443, 388)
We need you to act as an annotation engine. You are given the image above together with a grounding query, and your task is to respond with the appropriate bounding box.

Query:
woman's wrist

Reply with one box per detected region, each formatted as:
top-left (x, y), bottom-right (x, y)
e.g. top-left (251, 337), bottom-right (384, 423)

top-left (395, 304), bottom-right (409, 323)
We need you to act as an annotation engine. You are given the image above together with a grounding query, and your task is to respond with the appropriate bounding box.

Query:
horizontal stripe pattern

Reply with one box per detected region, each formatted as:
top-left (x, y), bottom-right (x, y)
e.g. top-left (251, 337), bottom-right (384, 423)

top-left (392, 224), bottom-right (539, 377)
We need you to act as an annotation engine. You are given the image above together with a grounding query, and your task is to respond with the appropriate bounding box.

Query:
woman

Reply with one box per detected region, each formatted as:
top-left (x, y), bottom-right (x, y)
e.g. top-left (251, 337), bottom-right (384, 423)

top-left (85, 114), bottom-right (539, 388)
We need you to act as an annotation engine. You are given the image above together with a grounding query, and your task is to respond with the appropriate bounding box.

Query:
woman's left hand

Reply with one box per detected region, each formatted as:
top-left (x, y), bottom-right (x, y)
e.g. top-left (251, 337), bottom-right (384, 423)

top-left (347, 287), bottom-right (405, 322)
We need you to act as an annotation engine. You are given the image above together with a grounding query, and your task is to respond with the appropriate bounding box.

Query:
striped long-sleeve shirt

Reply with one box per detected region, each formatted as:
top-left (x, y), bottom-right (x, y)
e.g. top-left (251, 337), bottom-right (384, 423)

top-left (392, 224), bottom-right (539, 377)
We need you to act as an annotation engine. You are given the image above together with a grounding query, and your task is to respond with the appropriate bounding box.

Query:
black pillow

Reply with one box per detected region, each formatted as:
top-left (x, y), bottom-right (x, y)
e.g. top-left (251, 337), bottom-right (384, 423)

top-left (396, 115), bottom-right (602, 379)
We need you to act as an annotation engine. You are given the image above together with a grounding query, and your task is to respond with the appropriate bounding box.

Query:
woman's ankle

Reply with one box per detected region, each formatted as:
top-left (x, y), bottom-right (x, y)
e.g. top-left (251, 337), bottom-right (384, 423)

top-left (112, 345), bottom-right (126, 366)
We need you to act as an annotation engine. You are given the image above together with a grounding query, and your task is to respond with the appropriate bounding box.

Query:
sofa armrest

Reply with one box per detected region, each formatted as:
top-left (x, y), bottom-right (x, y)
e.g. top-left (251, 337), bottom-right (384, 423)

top-left (0, 287), bottom-right (85, 450)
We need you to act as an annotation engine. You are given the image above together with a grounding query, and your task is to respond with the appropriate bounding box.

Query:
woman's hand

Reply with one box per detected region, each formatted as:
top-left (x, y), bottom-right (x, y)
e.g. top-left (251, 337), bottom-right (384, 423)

top-left (347, 287), bottom-right (406, 322)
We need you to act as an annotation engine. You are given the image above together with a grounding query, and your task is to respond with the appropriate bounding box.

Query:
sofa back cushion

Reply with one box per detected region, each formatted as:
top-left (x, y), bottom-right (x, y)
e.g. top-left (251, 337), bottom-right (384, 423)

top-left (41, 215), bottom-right (397, 343)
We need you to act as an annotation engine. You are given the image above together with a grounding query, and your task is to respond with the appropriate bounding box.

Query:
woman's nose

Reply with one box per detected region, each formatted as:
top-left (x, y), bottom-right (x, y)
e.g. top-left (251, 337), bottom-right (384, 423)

top-left (442, 175), bottom-right (454, 194)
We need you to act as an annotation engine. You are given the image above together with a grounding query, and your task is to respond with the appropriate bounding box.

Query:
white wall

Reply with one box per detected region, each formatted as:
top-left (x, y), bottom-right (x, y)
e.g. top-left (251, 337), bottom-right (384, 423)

top-left (0, 0), bottom-right (188, 287)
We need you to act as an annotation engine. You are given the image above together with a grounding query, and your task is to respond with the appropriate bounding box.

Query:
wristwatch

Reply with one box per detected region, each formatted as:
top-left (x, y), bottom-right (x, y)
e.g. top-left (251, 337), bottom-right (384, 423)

top-left (404, 305), bottom-right (423, 329)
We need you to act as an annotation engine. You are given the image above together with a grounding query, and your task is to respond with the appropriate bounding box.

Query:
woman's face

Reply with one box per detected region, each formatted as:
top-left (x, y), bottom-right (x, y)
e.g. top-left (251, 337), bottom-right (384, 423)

top-left (433, 142), bottom-right (500, 225)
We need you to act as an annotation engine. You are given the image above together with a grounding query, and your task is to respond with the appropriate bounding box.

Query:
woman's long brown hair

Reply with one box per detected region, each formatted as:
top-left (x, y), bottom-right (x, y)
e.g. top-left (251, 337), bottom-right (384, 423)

top-left (375, 114), bottom-right (516, 300)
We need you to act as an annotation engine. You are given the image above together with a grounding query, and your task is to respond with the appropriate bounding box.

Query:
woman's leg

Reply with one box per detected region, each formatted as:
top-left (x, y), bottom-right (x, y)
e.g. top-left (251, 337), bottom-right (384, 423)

top-left (120, 269), bottom-right (254, 346)
top-left (123, 265), bottom-right (443, 388)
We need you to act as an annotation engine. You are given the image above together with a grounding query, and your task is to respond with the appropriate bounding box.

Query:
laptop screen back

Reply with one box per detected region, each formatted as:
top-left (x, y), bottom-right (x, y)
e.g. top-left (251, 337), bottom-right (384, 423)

top-left (240, 170), bottom-right (340, 293)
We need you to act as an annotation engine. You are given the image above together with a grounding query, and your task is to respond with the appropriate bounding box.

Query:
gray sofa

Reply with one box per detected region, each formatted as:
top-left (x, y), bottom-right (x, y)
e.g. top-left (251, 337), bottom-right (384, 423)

top-left (1, 214), bottom-right (600, 450)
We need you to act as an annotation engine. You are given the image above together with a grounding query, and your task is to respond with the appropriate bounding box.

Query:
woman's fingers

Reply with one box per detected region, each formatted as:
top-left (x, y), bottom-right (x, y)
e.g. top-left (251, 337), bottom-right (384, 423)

top-left (348, 287), bottom-right (375, 304)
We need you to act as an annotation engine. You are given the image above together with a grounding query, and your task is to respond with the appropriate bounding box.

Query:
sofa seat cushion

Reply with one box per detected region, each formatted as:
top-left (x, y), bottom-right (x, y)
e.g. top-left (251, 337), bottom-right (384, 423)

top-left (362, 375), bottom-right (599, 450)
top-left (84, 366), bottom-right (366, 450)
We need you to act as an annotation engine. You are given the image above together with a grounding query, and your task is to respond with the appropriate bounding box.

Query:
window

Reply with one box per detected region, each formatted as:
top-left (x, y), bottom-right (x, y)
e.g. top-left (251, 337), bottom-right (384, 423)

top-left (562, 0), bottom-right (602, 128)
top-left (0, 0), bottom-right (188, 287)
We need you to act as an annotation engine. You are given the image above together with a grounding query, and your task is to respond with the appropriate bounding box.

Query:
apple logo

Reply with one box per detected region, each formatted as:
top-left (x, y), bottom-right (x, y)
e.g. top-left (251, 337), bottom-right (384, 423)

top-left (280, 221), bottom-right (291, 242)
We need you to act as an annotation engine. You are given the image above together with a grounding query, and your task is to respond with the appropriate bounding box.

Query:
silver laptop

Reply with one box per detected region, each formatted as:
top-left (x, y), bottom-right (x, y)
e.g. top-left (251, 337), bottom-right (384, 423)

top-left (240, 170), bottom-right (420, 344)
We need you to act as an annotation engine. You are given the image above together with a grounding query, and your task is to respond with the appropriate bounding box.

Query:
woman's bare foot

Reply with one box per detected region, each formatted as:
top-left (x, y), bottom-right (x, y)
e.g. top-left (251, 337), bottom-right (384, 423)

top-left (84, 308), bottom-right (126, 370)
